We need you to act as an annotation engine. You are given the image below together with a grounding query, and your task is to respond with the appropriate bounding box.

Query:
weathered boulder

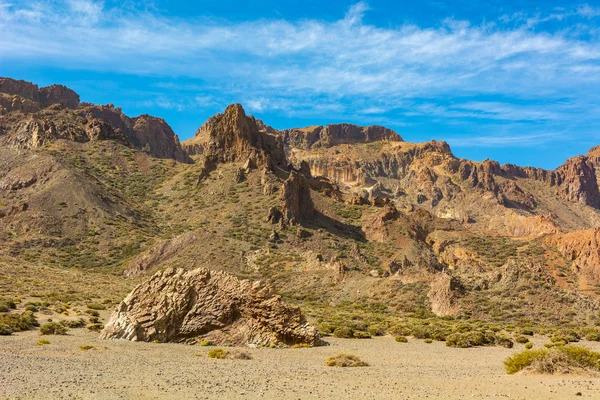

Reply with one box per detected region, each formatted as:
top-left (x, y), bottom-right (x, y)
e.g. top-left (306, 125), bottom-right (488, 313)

top-left (101, 267), bottom-right (323, 347)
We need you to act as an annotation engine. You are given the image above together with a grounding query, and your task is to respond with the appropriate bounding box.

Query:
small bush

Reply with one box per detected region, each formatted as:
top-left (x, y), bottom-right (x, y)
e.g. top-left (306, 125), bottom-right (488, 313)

top-left (325, 354), bottom-right (368, 367)
top-left (86, 323), bottom-right (104, 332)
top-left (395, 336), bottom-right (408, 343)
top-left (333, 326), bottom-right (354, 339)
top-left (0, 323), bottom-right (13, 335)
top-left (208, 348), bottom-right (229, 359)
top-left (40, 322), bottom-right (68, 335)
top-left (504, 346), bottom-right (600, 375)
top-left (424, 338), bottom-right (433, 344)
top-left (353, 331), bottom-right (371, 339)
top-left (199, 340), bottom-right (214, 346)
top-left (61, 318), bottom-right (86, 328)
top-left (0, 311), bottom-right (39, 332)
top-left (525, 342), bottom-right (534, 349)
top-left (585, 330), bottom-right (600, 342)
top-left (515, 335), bottom-right (530, 344)
top-left (0, 298), bottom-right (16, 312)
top-left (38, 339), bottom-right (50, 345)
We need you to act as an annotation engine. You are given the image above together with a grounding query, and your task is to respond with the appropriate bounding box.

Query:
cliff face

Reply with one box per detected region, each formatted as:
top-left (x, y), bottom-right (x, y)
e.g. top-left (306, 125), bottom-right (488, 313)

top-left (282, 123), bottom-right (402, 150)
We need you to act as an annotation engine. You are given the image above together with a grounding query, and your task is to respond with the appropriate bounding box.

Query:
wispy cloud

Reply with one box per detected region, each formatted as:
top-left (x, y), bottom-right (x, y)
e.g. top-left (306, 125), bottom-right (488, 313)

top-left (1, 0), bottom-right (599, 149)
top-left (449, 132), bottom-right (565, 148)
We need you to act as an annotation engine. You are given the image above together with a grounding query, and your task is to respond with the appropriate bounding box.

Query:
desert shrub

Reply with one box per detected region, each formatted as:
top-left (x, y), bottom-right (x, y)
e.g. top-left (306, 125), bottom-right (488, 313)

top-left (25, 304), bottom-right (38, 312)
top-left (208, 348), bottom-right (229, 359)
top-left (199, 340), bottom-right (214, 346)
top-left (585, 330), bottom-right (600, 342)
top-left (86, 323), bottom-right (104, 332)
top-left (519, 329), bottom-right (534, 336)
top-left (515, 335), bottom-right (530, 344)
top-left (40, 322), bottom-right (67, 335)
top-left (424, 338), bottom-right (433, 343)
top-left (525, 342), bottom-right (534, 349)
top-left (325, 354), bottom-right (368, 367)
top-left (38, 339), bottom-right (50, 345)
top-left (388, 324), bottom-right (412, 336)
top-left (61, 318), bottom-right (86, 328)
top-left (0, 298), bottom-right (16, 312)
top-left (368, 325), bottom-right (385, 336)
top-left (495, 335), bottom-right (514, 349)
top-left (85, 310), bottom-right (100, 317)
top-left (0, 323), bottom-right (12, 335)
top-left (353, 331), bottom-right (371, 339)
top-left (504, 346), bottom-right (600, 375)
top-left (395, 336), bottom-right (408, 343)
top-left (411, 325), bottom-right (431, 339)
top-left (0, 311), bottom-right (39, 332)
top-left (333, 326), bottom-right (354, 338)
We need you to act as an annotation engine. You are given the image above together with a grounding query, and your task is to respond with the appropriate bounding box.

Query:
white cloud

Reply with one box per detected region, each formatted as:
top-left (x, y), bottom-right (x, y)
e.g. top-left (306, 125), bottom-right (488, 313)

top-left (1, 0), bottom-right (599, 138)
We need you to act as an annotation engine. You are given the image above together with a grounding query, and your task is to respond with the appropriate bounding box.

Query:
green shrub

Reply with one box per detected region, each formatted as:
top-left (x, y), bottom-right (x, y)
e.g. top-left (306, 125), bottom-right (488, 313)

top-left (504, 346), bottom-right (600, 375)
top-left (353, 331), bottom-right (371, 339)
top-left (515, 335), bottom-right (530, 344)
top-left (38, 339), bottom-right (50, 345)
top-left (0, 323), bottom-right (12, 335)
top-left (199, 340), bottom-right (214, 346)
top-left (86, 323), bottom-right (104, 332)
top-left (333, 326), bottom-right (354, 338)
top-left (424, 338), bottom-right (433, 344)
top-left (61, 318), bottom-right (86, 328)
top-left (208, 348), bottom-right (229, 359)
top-left (0, 311), bottom-right (39, 332)
top-left (525, 342), bottom-right (534, 349)
top-left (395, 336), bottom-right (408, 343)
top-left (0, 298), bottom-right (16, 312)
top-left (325, 354), bottom-right (368, 367)
top-left (585, 330), bottom-right (600, 342)
top-left (40, 322), bottom-right (67, 335)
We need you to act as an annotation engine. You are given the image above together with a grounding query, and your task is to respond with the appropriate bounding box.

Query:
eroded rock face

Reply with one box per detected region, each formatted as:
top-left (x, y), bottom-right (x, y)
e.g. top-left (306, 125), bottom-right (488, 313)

top-left (283, 123), bottom-right (402, 150)
top-left (201, 104), bottom-right (286, 169)
top-left (0, 78), bottom-right (79, 110)
top-left (101, 268), bottom-right (323, 347)
top-left (281, 170), bottom-right (314, 225)
top-left (546, 229), bottom-right (600, 281)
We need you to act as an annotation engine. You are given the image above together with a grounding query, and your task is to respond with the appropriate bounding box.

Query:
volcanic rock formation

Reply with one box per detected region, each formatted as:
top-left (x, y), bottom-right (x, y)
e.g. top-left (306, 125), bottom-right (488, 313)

top-left (101, 267), bottom-right (323, 347)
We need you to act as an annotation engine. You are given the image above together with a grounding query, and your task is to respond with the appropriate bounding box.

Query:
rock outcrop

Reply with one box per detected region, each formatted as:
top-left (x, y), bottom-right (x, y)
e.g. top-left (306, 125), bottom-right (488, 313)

top-left (198, 104), bottom-right (286, 169)
top-left (84, 105), bottom-right (192, 163)
top-left (0, 78), bottom-right (191, 163)
top-left (546, 229), bottom-right (600, 281)
top-left (281, 170), bottom-right (314, 225)
top-left (283, 123), bottom-right (402, 150)
top-left (101, 268), bottom-right (323, 347)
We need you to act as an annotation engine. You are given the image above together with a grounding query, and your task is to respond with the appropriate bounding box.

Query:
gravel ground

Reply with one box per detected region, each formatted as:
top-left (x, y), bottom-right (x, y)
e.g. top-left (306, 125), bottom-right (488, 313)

top-left (1, 330), bottom-right (600, 399)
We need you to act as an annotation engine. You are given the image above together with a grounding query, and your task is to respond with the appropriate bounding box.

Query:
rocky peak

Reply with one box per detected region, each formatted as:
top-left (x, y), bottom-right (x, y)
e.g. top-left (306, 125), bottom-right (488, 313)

top-left (202, 104), bottom-right (286, 169)
top-left (101, 267), bottom-right (323, 347)
top-left (39, 84), bottom-right (80, 109)
top-left (283, 123), bottom-right (402, 150)
top-left (0, 78), bottom-right (79, 110)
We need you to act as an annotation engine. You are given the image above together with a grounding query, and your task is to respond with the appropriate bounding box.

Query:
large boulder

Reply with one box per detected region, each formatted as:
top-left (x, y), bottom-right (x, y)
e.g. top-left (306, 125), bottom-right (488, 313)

top-left (101, 268), bottom-right (323, 347)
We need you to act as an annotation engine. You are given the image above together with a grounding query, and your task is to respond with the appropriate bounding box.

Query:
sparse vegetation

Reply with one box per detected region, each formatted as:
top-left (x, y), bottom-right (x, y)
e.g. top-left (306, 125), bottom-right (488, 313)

top-left (40, 322), bottom-right (68, 335)
top-left (37, 339), bottom-right (50, 345)
top-left (325, 354), bottom-right (369, 367)
top-left (504, 346), bottom-right (600, 375)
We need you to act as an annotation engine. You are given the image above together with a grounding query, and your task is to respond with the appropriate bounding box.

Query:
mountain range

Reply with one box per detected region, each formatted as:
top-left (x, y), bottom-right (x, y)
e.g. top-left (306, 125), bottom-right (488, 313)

top-left (2, 76), bottom-right (600, 331)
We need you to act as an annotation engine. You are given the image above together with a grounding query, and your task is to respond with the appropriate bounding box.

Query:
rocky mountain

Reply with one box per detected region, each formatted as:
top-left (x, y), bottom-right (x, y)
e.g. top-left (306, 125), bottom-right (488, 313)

top-left (0, 78), bottom-right (191, 163)
top-left (4, 77), bottom-right (600, 343)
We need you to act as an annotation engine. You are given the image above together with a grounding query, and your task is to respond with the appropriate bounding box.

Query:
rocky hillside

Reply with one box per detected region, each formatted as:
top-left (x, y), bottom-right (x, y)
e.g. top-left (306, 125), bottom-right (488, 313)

top-left (4, 77), bottom-right (600, 339)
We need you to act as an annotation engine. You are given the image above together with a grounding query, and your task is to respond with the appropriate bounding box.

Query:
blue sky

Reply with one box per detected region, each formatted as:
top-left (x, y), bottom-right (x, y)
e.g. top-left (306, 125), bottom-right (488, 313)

top-left (1, 1), bottom-right (600, 169)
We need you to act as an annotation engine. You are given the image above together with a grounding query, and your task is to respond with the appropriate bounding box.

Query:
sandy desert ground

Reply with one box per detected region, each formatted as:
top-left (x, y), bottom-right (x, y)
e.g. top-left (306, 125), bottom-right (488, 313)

top-left (2, 329), bottom-right (600, 400)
